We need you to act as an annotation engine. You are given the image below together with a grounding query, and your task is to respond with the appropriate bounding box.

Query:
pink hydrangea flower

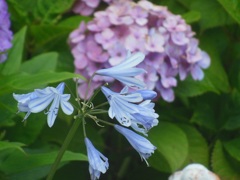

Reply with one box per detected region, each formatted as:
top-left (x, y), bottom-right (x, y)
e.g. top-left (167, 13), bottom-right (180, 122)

top-left (69, 0), bottom-right (210, 102)
top-left (0, 0), bottom-right (12, 63)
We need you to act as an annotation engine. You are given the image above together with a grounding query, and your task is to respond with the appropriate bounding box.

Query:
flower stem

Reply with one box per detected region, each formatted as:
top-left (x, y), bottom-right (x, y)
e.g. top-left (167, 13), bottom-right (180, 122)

top-left (46, 116), bottom-right (83, 180)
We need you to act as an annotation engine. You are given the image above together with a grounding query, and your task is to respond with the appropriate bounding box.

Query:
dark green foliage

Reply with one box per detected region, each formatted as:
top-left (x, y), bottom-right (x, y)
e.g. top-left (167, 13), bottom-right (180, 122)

top-left (1, 0), bottom-right (240, 179)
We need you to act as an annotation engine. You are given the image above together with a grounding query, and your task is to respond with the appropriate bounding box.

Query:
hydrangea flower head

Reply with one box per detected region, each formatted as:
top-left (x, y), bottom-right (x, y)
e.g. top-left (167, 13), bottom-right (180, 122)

top-left (0, 0), bottom-right (13, 63)
top-left (85, 137), bottom-right (109, 180)
top-left (13, 82), bottom-right (74, 127)
top-left (69, 0), bottom-right (211, 102)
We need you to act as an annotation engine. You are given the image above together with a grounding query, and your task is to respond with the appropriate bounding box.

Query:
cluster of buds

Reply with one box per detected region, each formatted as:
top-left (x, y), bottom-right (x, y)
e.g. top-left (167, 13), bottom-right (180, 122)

top-left (69, 0), bottom-right (210, 102)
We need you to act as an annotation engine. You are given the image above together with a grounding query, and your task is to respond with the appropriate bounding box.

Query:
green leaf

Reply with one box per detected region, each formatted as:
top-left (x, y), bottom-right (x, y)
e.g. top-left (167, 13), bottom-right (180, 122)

top-left (182, 11), bottom-right (201, 23)
top-left (30, 16), bottom-right (90, 50)
top-left (217, 0), bottom-right (240, 24)
top-left (177, 124), bottom-right (209, 167)
top-left (34, 0), bottom-right (76, 24)
top-left (224, 137), bottom-right (240, 162)
top-left (178, 0), bottom-right (234, 30)
top-left (0, 71), bottom-right (84, 95)
top-left (1, 26), bottom-right (27, 75)
top-left (222, 90), bottom-right (240, 130)
top-left (0, 141), bottom-right (24, 152)
top-left (190, 102), bottom-right (216, 131)
top-left (20, 52), bottom-right (58, 74)
top-left (0, 150), bottom-right (87, 174)
top-left (176, 75), bottom-right (218, 97)
top-left (0, 94), bottom-right (18, 127)
top-left (212, 141), bottom-right (240, 180)
top-left (148, 121), bottom-right (188, 173)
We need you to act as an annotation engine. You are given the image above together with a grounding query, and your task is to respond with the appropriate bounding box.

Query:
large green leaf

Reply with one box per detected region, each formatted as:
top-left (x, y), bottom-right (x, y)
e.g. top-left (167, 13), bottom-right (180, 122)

top-left (190, 102), bottom-right (216, 131)
top-left (217, 0), bottom-right (240, 24)
top-left (20, 52), bottom-right (58, 74)
top-left (0, 150), bottom-right (87, 174)
top-left (224, 137), bottom-right (240, 162)
top-left (34, 0), bottom-right (76, 24)
top-left (222, 90), bottom-right (240, 130)
top-left (176, 76), bottom-right (218, 97)
top-left (1, 26), bottom-right (27, 75)
top-left (8, 0), bottom-right (75, 26)
top-left (178, 124), bottom-right (209, 167)
top-left (0, 71), bottom-right (84, 95)
top-left (0, 93), bottom-right (18, 127)
top-left (182, 11), bottom-right (201, 24)
top-left (0, 141), bottom-right (24, 152)
top-left (212, 141), bottom-right (240, 180)
top-left (148, 121), bottom-right (188, 173)
top-left (178, 0), bottom-right (234, 30)
top-left (30, 16), bottom-right (90, 49)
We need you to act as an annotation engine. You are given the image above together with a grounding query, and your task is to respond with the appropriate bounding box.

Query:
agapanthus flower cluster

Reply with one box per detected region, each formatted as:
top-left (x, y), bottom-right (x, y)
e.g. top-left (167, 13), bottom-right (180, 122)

top-left (87, 51), bottom-right (157, 179)
top-left (69, 0), bottom-right (210, 102)
top-left (0, 0), bottom-right (13, 63)
top-left (13, 52), bottom-right (158, 180)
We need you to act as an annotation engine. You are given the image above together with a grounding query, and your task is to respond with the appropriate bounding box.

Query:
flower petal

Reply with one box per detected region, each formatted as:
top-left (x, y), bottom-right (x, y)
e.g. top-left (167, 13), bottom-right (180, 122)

top-left (116, 76), bottom-right (146, 89)
top-left (28, 93), bottom-right (55, 113)
top-left (60, 100), bottom-right (74, 115)
top-left (47, 95), bottom-right (60, 127)
top-left (116, 52), bottom-right (145, 69)
top-left (56, 82), bottom-right (65, 94)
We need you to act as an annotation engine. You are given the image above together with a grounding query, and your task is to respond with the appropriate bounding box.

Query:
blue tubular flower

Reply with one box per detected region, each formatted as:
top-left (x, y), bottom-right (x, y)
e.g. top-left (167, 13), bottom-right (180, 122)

top-left (13, 92), bottom-right (38, 121)
top-left (96, 51), bottom-right (146, 89)
top-left (85, 138), bottom-right (109, 180)
top-left (134, 90), bottom-right (157, 100)
top-left (13, 82), bottom-right (74, 127)
top-left (101, 86), bottom-right (159, 134)
top-left (101, 86), bottom-right (143, 126)
top-left (114, 125), bottom-right (156, 165)
top-left (131, 100), bottom-right (159, 135)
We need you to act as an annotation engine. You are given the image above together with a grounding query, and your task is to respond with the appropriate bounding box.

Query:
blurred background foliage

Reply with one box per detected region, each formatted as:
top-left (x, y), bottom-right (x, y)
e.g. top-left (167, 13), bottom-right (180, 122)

top-left (1, 0), bottom-right (240, 179)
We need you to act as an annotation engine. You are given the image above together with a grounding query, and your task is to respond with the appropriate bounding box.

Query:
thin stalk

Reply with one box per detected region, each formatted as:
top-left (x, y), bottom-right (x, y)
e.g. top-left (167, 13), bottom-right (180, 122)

top-left (93, 102), bottom-right (109, 109)
top-left (75, 78), bottom-right (82, 110)
top-left (88, 109), bottom-right (108, 115)
top-left (83, 73), bottom-right (96, 104)
top-left (87, 114), bottom-right (115, 126)
top-left (46, 116), bottom-right (83, 180)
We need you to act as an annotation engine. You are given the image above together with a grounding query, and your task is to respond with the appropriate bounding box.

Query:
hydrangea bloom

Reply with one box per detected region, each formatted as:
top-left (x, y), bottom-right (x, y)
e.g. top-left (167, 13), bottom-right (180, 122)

top-left (114, 124), bottom-right (156, 165)
top-left (13, 83), bottom-right (74, 127)
top-left (101, 86), bottom-right (158, 135)
top-left (69, 0), bottom-right (210, 102)
top-left (72, 0), bottom-right (114, 16)
top-left (85, 137), bottom-right (109, 180)
top-left (0, 0), bottom-right (13, 63)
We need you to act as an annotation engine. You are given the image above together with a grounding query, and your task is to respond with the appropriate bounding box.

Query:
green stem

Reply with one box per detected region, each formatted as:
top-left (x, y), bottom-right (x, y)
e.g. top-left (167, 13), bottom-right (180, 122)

top-left (46, 116), bottom-right (83, 180)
